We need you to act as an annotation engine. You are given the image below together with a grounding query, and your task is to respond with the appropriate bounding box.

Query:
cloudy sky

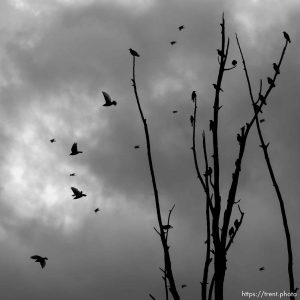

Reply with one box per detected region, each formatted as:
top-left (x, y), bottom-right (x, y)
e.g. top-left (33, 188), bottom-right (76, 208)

top-left (0, 0), bottom-right (299, 299)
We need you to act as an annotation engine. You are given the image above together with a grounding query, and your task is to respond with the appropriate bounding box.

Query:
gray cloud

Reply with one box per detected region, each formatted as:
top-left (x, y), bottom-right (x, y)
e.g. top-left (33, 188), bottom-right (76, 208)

top-left (0, 0), bottom-right (299, 299)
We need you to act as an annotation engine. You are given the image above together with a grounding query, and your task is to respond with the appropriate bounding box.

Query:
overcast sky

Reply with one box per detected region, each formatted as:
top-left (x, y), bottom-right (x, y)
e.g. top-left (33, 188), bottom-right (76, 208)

top-left (0, 0), bottom-right (299, 299)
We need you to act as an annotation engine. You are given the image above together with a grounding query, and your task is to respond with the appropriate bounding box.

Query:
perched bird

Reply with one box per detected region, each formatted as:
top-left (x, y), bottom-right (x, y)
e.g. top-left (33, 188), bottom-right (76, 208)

top-left (94, 208), bottom-right (100, 213)
top-left (178, 25), bottom-right (185, 31)
top-left (229, 227), bottom-right (235, 237)
top-left (273, 63), bottom-right (280, 74)
top-left (172, 110), bottom-right (178, 114)
top-left (209, 120), bottom-right (214, 131)
top-left (204, 167), bottom-right (212, 177)
top-left (102, 91), bottom-right (117, 106)
top-left (254, 104), bottom-right (262, 114)
top-left (217, 49), bottom-right (223, 57)
top-left (237, 133), bottom-right (242, 144)
top-left (234, 219), bottom-right (240, 230)
top-left (162, 225), bottom-right (173, 231)
top-left (283, 31), bottom-right (291, 43)
top-left (170, 41), bottom-right (177, 45)
top-left (259, 267), bottom-right (265, 271)
top-left (259, 93), bottom-right (266, 105)
top-left (71, 187), bottom-right (87, 199)
top-left (70, 173), bottom-right (76, 176)
top-left (213, 83), bottom-right (223, 92)
top-left (70, 142), bottom-right (83, 156)
top-left (181, 284), bottom-right (187, 289)
top-left (267, 77), bottom-right (275, 88)
top-left (191, 90), bottom-right (196, 102)
top-left (129, 48), bottom-right (140, 57)
top-left (190, 115), bottom-right (194, 127)
top-left (30, 255), bottom-right (48, 269)
top-left (232, 60), bottom-right (237, 66)
top-left (50, 139), bottom-right (56, 143)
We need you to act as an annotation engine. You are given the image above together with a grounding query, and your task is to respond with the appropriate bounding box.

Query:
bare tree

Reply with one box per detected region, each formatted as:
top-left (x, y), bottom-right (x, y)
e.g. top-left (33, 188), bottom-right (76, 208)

top-left (127, 14), bottom-right (294, 300)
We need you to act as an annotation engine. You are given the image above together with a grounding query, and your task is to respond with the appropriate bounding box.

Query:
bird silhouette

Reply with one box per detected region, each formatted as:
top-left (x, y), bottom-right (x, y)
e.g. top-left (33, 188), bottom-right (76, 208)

top-left (234, 219), bottom-right (240, 230)
top-left (162, 225), bottom-right (173, 230)
top-left (134, 145), bottom-right (140, 149)
top-left (94, 208), bottom-right (100, 213)
top-left (190, 115), bottom-right (194, 127)
top-left (259, 93), bottom-right (266, 105)
top-left (70, 142), bottom-right (83, 155)
top-left (204, 167), bottom-right (212, 177)
top-left (254, 104), bottom-right (262, 114)
top-left (178, 25), bottom-right (184, 31)
top-left (172, 110), bottom-right (178, 114)
top-left (260, 119), bottom-right (265, 123)
top-left (102, 91), bottom-right (117, 106)
top-left (170, 41), bottom-right (177, 45)
top-left (232, 60), bottom-right (237, 66)
top-left (229, 227), bottom-right (235, 237)
top-left (50, 139), bottom-right (56, 143)
top-left (272, 63), bottom-right (280, 74)
top-left (259, 267), bottom-right (265, 271)
top-left (209, 120), bottom-right (214, 131)
top-left (31, 255), bottom-right (48, 269)
top-left (267, 77), bottom-right (275, 88)
top-left (181, 284), bottom-right (187, 288)
top-left (70, 173), bottom-right (76, 176)
top-left (71, 187), bottom-right (87, 199)
top-left (217, 49), bottom-right (223, 57)
top-left (129, 48), bottom-right (140, 57)
top-left (191, 91), bottom-right (196, 102)
top-left (213, 84), bottom-right (223, 92)
top-left (283, 31), bottom-right (291, 43)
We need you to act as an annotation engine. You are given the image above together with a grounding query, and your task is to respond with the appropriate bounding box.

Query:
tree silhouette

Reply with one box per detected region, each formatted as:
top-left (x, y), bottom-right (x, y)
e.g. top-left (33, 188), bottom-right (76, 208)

top-left (128, 14), bottom-right (295, 300)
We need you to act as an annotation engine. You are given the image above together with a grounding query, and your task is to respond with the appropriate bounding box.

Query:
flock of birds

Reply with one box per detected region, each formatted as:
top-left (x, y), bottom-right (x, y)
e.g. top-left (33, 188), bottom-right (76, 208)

top-left (30, 26), bottom-right (292, 277)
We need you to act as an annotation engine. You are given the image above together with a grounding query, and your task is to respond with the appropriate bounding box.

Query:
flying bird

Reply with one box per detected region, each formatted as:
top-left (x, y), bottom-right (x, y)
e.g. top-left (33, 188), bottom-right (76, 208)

top-left (178, 25), bottom-right (185, 31)
top-left (259, 267), bottom-right (265, 271)
top-left (50, 139), bottom-right (56, 143)
top-left (267, 77), bottom-right (275, 88)
top-left (272, 63), bottom-right (280, 74)
top-left (70, 173), bottom-right (76, 176)
top-left (94, 208), bottom-right (100, 213)
top-left (70, 142), bottom-right (83, 156)
top-left (170, 41), bottom-right (177, 45)
top-left (172, 110), bottom-right (178, 114)
top-left (102, 91), bottom-right (117, 106)
top-left (181, 284), bottom-right (187, 289)
top-left (283, 31), bottom-right (291, 43)
top-left (71, 187), bottom-right (87, 199)
top-left (30, 255), bottom-right (48, 269)
top-left (129, 48), bottom-right (140, 57)
top-left (260, 119), bottom-right (266, 123)
top-left (162, 225), bottom-right (173, 231)
top-left (228, 227), bottom-right (235, 237)
top-left (134, 145), bottom-right (140, 149)
top-left (191, 90), bottom-right (196, 102)
top-left (213, 83), bottom-right (223, 92)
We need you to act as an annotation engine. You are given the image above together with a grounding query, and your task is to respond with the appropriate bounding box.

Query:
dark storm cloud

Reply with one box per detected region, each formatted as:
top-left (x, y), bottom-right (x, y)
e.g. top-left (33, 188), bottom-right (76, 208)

top-left (0, 0), bottom-right (300, 299)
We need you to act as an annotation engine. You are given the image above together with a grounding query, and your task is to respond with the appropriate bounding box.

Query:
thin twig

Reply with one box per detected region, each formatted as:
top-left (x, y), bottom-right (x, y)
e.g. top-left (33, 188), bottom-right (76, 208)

top-left (236, 34), bottom-right (295, 299)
